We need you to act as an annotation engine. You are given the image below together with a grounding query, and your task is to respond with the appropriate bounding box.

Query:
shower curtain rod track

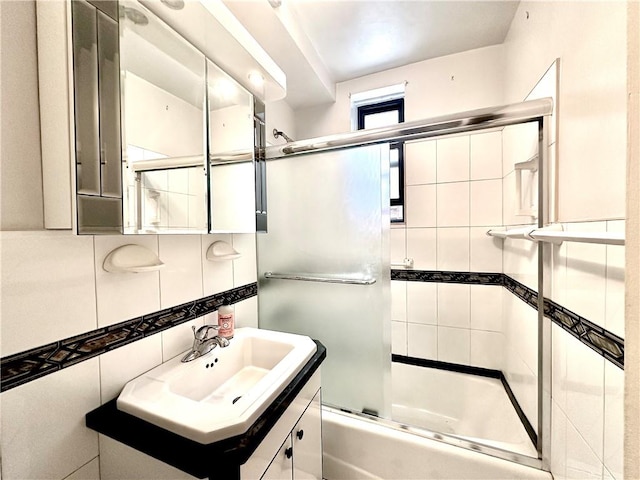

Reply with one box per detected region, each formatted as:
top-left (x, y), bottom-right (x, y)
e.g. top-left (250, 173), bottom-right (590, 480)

top-left (265, 97), bottom-right (553, 159)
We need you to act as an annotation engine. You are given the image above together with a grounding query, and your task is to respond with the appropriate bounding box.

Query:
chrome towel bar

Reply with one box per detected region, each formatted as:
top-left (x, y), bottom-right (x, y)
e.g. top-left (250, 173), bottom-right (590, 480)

top-left (264, 272), bottom-right (377, 285)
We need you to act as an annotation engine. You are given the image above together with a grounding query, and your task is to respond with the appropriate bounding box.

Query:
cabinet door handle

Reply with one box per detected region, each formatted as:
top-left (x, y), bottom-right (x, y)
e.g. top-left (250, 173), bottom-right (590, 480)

top-left (296, 429), bottom-right (304, 440)
top-left (285, 447), bottom-right (293, 459)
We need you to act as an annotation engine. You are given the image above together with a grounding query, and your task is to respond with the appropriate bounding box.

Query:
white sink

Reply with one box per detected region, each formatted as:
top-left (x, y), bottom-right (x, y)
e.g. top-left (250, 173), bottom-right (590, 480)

top-left (117, 327), bottom-right (317, 444)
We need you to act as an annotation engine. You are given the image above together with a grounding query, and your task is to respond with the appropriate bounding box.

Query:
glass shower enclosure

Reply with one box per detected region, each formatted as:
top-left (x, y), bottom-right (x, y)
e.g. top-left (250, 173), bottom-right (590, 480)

top-left (257, 144), bottom-right (391, 418)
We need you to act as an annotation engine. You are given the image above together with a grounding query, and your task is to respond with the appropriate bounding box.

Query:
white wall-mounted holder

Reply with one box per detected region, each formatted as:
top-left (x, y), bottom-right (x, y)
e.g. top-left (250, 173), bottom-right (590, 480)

top-left (206, 240), bottom-right (241, 261)
top-left (103, 244), bottom-right (165, 273)
top-left (391, 258), bottom-right (414, 269)
top-left (515, 154), bottom-right (539, 219)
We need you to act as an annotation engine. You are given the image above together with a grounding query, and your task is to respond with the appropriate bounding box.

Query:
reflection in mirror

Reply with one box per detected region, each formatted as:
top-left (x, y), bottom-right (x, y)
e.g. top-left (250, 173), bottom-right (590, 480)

top-left (207, 59), bottom-right (256, 233)
top-left (120, 1), bottom-right (207, 233)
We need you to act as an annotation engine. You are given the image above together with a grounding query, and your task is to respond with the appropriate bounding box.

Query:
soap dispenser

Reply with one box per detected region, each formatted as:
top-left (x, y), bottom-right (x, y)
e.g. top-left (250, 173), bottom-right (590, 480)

top-left (218, 301), bottom-right (235, 339)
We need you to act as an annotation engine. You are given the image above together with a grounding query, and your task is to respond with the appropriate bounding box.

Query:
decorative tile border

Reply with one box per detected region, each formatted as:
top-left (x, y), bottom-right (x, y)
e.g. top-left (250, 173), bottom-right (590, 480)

top-left (392, 269), bottom-right (625, 369)
top-left (391, 269), bottom-right (503, 285)
top-left (0, 283), bottom-right (257, 393)
top-left (2, 268), bottom-right (625, 392)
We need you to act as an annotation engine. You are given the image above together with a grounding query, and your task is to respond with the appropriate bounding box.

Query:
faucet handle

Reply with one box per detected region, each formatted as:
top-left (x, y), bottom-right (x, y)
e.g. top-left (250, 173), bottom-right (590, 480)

top-left (192, 324), bottom-right (220, 341)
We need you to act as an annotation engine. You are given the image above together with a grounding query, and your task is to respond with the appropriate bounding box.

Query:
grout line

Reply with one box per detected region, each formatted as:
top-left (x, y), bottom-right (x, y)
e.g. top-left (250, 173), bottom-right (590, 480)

top-left (61, 455), bottom-right (99, 480)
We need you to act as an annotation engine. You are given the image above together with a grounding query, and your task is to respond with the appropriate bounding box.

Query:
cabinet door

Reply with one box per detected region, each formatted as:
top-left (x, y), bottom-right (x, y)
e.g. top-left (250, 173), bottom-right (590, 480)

top-left (292, 390), bottom-right (322, 480)
top-left (71, 0), bottom-right (100, 196)
top-left (261, 437), bottom-right (293, 480)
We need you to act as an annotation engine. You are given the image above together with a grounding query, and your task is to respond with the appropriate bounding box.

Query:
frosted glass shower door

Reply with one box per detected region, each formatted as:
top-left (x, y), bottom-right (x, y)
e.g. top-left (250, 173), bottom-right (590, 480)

top-left (257, 144), bottom-right (391, 418)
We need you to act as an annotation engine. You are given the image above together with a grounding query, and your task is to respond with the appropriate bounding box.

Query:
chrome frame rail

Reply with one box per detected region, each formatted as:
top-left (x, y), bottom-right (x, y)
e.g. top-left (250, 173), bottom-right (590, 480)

top-left (266, 98), bottom-right (553, 159)
top-left (264, 271), bottom-right (376, 285)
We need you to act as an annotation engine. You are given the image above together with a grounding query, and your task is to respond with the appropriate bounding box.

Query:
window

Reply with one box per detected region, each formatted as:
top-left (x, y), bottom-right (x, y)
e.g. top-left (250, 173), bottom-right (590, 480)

top-left (357, 98), bottom-right (405, 223)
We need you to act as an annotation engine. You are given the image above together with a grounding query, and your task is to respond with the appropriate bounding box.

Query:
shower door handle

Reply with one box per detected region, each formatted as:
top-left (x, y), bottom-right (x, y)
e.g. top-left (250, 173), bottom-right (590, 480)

top-left (264, 272), bottom-right (376, 285)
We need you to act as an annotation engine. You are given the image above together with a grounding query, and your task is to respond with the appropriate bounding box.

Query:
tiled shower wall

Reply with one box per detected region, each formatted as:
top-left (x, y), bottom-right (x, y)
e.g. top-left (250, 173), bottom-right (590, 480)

top-left (391, 120), bottom-right (624, 480)
top-left (0, 231), bottom-right (258, 480)
top-left (391, 129), bottom-right (505, 369)
top-left (549, 220), bottom-right (625, 480)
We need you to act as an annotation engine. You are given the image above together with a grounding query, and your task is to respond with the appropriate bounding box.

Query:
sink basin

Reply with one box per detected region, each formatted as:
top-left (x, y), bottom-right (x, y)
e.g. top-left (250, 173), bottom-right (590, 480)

top-left (117, 327), bottom-right (317, 444)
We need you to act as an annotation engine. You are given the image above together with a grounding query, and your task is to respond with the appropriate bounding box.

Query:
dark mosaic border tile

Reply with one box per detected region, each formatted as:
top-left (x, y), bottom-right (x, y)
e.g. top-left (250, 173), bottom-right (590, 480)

top-left (1, 283), bottom-right (257, 393)
top-left (391, 269), bottom-right (503, 285)
top-left (392, 269), bottom-right (625, 370)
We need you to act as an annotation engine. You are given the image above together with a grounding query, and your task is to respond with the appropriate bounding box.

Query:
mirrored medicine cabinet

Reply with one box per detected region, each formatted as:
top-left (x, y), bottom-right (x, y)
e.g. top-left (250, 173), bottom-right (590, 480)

top-left (70, 0), bottom-right (266, 235)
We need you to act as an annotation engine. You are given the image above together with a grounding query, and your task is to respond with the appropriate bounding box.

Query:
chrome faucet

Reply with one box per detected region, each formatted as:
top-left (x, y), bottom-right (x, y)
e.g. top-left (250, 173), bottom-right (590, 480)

top-left (181, 325), bottom-right (230, 362)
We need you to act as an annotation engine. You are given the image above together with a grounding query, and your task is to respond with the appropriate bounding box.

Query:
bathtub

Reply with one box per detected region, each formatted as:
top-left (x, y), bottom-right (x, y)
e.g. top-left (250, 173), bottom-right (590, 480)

top-left (322, 408), bottom-right (552, 480)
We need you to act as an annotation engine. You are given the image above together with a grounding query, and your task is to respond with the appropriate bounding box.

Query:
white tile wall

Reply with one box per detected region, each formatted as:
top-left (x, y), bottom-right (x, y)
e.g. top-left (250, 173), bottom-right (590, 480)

top-left (603, 363), bottom-right (623, 480)
top-left (502, 122), bottom-right (538, 177)
top-left (99, 334), bottom-right (164, 403)
top-left (470, 131), bottom-right (502, 180)
top-left (64, 458), bottom-right (100, 480)
top-left (405, 140), bottom-right (436, 185)
top-left (0, 231), bottom-right (98, 356)
top-left (407, 323), bottom-right (437, 360)
top-left (565, 335), bottom-right (604, 461)
top-left (391, 280), bottom-right (407, 322)
top-left (565, 420), bottom-right (603, 480)
top-left (231, 233), bottom-right (258, 286)
top-left (202, 233), bottom-right (235, 295)
top-left (234, 296), bottom-right (259, 329)
top-left (605, 221), bottom-right (625, 338)
top-left (469, 285), bottom-right (502, 331)
top-left (161, 317), bottom-right (206, 361)
top-left (398, 123), bottom-right (623, 480)
top-left (470, 179), bottom-right (502, 226)
top-left (0, 229), bottom-right (250, 479)
top-left (158, 235), bottom-right (204, 308)
top-left (436, 227), bottom-right (469, 271)
top-left (406, 184), bottom-right (436, 227)
top-left (437, 284), bottom-right (470, 328)
top-left (469, 227), bottom-right (502, 272)
top-left (564, 222), bottom-right (607, 327)
top-left (390, 228), bottom-right (407, 265)
top-left (392, 320), bottom-right (408, 356)
top-left (470, 330), bottom-right (503, 370)
top-left (407, 281), bottom-right (437, 325)
top-left (437, 327), bottom-right (470, 365)
top-left (94, 235), bottom-right (161, 327)
top-left (1, 359), bottom-right (101, 480)
top-left (436, 182), bottom-right (469, 227)
top-left (406, 228), bottom-right (436, 270)
top-left (436, 135), bottom-right (469, 183)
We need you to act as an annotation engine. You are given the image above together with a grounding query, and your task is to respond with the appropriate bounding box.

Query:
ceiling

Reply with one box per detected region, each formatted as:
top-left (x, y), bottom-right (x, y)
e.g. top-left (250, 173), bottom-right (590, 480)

top-left (223, 0), bottom-right (520, 109)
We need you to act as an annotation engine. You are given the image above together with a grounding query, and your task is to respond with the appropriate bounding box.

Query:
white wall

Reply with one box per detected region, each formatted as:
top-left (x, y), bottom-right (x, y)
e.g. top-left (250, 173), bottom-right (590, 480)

top-left (266, 98), bottom-right (297, 145)
top-left (625, 2), bottom-right (640, 478)
top-left (295, 45), bottom-right (505, 140)
top-left (124, 73), bottom-right (203, 158)
top-left (503, 2), bottom-right (627, 223)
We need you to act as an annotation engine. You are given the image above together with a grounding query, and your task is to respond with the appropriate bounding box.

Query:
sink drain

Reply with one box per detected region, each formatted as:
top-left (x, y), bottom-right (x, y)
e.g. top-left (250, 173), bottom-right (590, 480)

top-left (232, 396), bottom-right (242, 404)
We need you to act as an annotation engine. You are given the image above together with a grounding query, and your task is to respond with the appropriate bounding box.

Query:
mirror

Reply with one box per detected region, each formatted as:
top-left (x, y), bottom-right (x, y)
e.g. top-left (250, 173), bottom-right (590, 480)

top-left (207, 59), bottom-right (257, 233)
top-left (119, 0), bottom-right (207, 234)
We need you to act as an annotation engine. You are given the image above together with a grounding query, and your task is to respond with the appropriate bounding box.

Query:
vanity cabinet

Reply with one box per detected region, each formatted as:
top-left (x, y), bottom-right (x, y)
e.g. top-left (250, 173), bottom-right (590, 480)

top-left (86, 341), bottom-right (326, 480)
top-left (259, 390), bottom-right (322, 480)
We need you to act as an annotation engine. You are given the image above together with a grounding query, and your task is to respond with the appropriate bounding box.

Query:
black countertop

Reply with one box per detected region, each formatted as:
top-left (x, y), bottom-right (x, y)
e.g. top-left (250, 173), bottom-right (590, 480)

top-left (86, 340), bottom-right (326, 479)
